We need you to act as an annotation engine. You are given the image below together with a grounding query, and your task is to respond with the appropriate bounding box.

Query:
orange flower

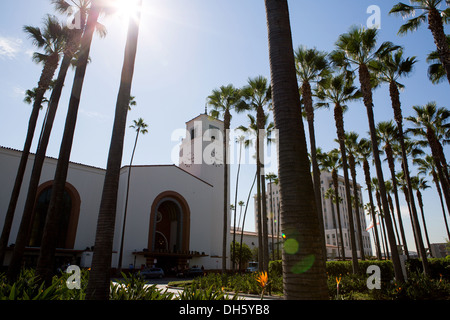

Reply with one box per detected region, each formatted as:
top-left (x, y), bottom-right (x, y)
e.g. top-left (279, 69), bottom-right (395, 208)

top-left (256, 271), bottom-right (269, 288)
top-left (336, 276), bottom-right (342, 286)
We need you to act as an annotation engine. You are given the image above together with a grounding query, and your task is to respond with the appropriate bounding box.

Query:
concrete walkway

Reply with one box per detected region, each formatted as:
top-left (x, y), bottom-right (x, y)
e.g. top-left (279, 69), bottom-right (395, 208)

top-left (155, 284), bottom-right (283, 300)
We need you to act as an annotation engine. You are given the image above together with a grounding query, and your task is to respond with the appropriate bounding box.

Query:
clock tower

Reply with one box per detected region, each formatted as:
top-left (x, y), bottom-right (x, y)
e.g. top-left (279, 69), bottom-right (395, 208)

top-left (178, 113), bottom-right (230, 262)
top-left (179, 113), bottom-right (226, 187)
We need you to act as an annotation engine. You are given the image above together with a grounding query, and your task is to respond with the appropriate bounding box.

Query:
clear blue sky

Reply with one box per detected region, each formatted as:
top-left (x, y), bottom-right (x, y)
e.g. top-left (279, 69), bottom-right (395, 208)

top-left (0, 0), bottom-right (449, 255)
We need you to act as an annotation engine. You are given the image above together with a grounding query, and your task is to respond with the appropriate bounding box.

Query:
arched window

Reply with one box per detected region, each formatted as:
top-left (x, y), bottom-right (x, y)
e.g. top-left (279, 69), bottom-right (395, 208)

top-left (29, 181), bottom-right (81, 249)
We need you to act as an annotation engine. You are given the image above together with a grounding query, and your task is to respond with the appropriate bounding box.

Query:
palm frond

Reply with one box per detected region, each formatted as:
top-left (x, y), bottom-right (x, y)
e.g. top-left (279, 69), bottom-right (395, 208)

top-left (51, 0), bottom-right (73, 15)
top-left (32, 52), bottom-right (49, 64)
top-left (398, 14), bottom-right (428, 35)
top-left (23, 25), bottom-right (45, 48)
top-left (389, 3), bottom-right (418, 17)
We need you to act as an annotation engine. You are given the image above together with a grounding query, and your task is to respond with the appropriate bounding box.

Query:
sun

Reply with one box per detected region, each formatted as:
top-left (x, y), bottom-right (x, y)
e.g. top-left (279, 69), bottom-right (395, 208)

top-left (112, 0), bottom-right (142, 21)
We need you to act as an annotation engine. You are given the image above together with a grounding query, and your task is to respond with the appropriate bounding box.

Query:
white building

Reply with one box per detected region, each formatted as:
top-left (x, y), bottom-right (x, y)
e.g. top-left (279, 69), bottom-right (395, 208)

top-left (254, 171), bottom-right (373, 259)
top-left (0, 113), bottom-right (231, 273)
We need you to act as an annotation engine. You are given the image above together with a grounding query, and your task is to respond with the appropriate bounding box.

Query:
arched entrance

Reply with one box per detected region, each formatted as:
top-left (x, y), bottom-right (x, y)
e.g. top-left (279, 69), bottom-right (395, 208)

top-left (148, 191), bottom-right (190, 274)
top-left (29, 181), bottom-right (81, 249)
top-left (154, 200), bottom-right (183, 252)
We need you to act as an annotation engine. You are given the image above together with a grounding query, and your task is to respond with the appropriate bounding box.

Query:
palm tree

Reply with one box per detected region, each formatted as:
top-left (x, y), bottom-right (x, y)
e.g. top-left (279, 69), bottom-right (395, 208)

top-left (33, 1), bottom-right (107, 285)
top-left (407, 103), bottom-right (450, 221)
top-left (319, 148), bottom-right (345, 261)
top-left (232, 135), bottom-right (245, 271)
top-left (239, 173), bottom-right (257, 271)
top-left (237, 111), bottom-right (274, 272)
top-left (207, 84), bottom-right (244, 273)
top-left (0, 85), bottom-right (52, 266)
top-left (371, 47), bottom-right (424, 264)
top-left (426, 35), bottom-right (450, 84)
top-left (264, 0), bottom-right (328, 299)
top-left (315, 71), bottom-right (361, 273)
top-left (294, 46), bottom-right (329, 248)
top-left (414, 155), bottom-right (450, 240)
top-left (332, 26), bottom-right (405, 282)
top-left (85, 0), bottom-right (142, 300)
top-left (354, 137), bottom-right (383, 260)
top-left (4, 15), bottom-right (66, 281)
top-left (411, 175), bottom-right (433, 257)
top-left (375, 121), bottom-right (410, 258)
top-left (117, 117), bottom-right (148, 273)
top-left (323, 188), bottom-right (344, 260)
top-left (384, 179), bottom-right (402, 246)
top-left (390, 0), bottom-right (450, 85)
top-left (23, 0), bottom-right (107, 282)
top-left (372, 178), bottom-right (390, 260)
top-left (343, 131), bottom-right (366, 260)
top-left (239, 76), bottom-right (273, 272)
top-left (265, 172), bottom-right (278, 261)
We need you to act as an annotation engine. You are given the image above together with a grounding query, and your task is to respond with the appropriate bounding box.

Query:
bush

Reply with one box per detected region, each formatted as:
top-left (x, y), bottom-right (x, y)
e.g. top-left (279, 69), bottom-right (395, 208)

top-left (269, 260), bottom-right (282, 276)
top-left (177, 283), bottom-right (240, 300)
top-left (110, 272), bottom-right (174, 300)
top-left (0, 268), bottom-right (89, 300)
top-left (189, 272), bottom-right (283, 296)
top-left (406, 258), bottom-right (450, 280)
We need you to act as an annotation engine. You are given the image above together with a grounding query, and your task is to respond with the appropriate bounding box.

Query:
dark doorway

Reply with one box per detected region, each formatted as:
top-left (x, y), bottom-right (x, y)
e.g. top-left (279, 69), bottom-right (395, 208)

top-left (29, 186), bottom-right (72, 248)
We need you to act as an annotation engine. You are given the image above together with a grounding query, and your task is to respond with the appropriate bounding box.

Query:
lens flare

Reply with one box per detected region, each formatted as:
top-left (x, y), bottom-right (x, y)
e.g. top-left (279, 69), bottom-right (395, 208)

top-left (284, 238), bottom-right (299, 255)
top-left (291, 254), bottom-right (315, 274)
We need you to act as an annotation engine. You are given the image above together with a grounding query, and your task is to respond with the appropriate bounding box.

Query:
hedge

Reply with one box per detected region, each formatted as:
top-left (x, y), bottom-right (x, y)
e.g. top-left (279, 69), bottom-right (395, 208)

top-left (405, 257), bottom-right (450, 279)
top-left (270, 257), bottom-right (450, 281)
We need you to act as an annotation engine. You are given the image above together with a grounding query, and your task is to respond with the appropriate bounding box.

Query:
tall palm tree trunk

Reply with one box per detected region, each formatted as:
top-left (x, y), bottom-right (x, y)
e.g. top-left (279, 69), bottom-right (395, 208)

top-left (117, 129), bottom-right (140, 273)
top-left (260, 171), bottom-right (269, 271)
top-left (386, 150), bottom-right (409, 258)
top-left (332, 170), bottom-right (345, 261)
top-left (359, 64), bottom-right (404, 282)
top-left (239, 173), bottom-right (256, 271)
top-left (222, 109), bottom-right (230, 273)
top-left (334, 103), bottom-right (359, 273)
top-left (402, 183), bottom-right (421, 255)
top-left (0, 50), bottom-right (60, 267)
top-left (416, 190), bottom-right (432, 257)
top-left (255, 129), bottom-right (264, 271)
top-left (387, 193), bottom-right (401, 245)
top-left (363, 160), bottom-right (382, 260)
top-left (257, 109), bottom-right (269, 272)
top-left (232, 140), bottom-right (243, 271)
top-left (86, 1), bottom-right (141, 300)
top-left (28, 34), bottom-right (81, 284)
top-left (303, 81), bottom-right (326, 262)
top-left (5, 52), bottom-right (61, 282)
top-left (264, 0), bottom-right (328, 299)
top-left (268, 178), bottom-right (275, 262)
top-left (389, 81), bottom-right (429, 275)
top-left (31, 7), bottom-right (100, 286)
top-left (348, 153), bottom-right (365, 260)
top-left (432, 169), bottom-right (450, 240)
top-left (428, 128), bottom-right (450, 214)
top-left (375, 189), bottom-right (389, 259)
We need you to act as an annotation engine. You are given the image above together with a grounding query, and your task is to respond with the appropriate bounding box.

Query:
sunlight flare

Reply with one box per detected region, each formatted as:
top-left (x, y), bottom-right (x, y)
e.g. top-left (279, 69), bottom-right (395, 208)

top-left (111, 0), bottom-right (142, 22)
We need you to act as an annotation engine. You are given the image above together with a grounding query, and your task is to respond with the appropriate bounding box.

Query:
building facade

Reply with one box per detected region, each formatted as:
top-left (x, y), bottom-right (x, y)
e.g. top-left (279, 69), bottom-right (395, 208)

top-left (0, 113), bottom-right (230, 273)
top-left (254, 171), bottom-right (373, 259)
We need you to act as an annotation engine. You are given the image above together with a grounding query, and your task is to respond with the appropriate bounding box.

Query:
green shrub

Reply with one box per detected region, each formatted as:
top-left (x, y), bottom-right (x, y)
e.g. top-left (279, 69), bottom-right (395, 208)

top-left (326, 260), bottom-right (394, 282)
top-left (177, 283), bottom-right (240, 300)
top-left (406, 258), bottom-right (450, 280)
top-left (0, 268), bottom-right (89, 300)
top-left (110, 272), bottom-right (174, 300)
top-left (269, 260), bottom-right (282, 276)
top-left (189, 272), bottom-right (282, 296)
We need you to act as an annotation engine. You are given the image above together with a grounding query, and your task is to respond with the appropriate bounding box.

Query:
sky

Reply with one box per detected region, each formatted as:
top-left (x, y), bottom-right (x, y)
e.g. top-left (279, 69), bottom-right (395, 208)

top-left (0, 0), bottom-right (449, 256)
